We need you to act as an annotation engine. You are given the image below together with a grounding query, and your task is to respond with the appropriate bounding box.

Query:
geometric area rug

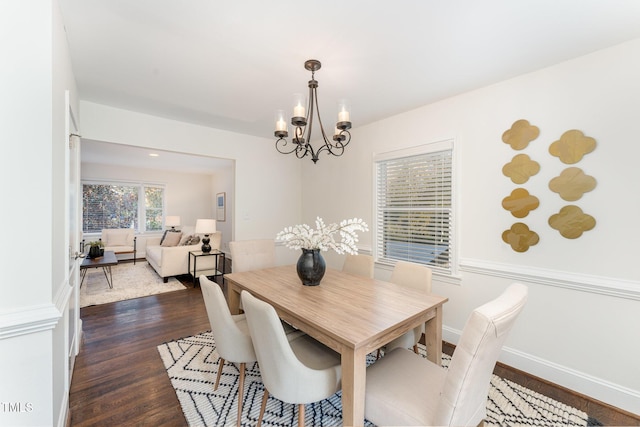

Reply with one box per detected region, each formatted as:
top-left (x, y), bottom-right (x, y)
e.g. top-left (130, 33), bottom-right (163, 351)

top-left (157, 331), bottom-right (603, 427)
top-left (80, 261), bottom-right (184, 307)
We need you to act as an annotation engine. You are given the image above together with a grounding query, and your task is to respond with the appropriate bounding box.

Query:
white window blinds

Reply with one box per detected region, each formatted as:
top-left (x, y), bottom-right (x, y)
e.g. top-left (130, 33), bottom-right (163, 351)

top-left (375, 144), bottom-right (453, 274)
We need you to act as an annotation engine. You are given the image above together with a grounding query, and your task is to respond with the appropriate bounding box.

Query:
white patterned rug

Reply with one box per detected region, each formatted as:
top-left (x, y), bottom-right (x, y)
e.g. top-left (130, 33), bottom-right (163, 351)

top-left (80, 261), bottom-right (185, 307)
top-left (158, 332), bottom-right (602, 427)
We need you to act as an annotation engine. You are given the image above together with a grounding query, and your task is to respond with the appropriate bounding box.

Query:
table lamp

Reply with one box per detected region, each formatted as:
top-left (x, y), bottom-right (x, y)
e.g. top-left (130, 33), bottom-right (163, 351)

top-left (165, 215), bottom-right (181, 230)
top-left (195, 219), bottom-right (216, 253)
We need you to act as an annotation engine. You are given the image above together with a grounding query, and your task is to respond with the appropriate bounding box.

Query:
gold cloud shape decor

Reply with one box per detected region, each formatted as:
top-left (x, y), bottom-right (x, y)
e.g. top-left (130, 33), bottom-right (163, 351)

top-left (548, 205), bottom-right (596, 239)
top-left (549, 167), bottom-right (597, 201)
top-left (549, 130), bottom-right (596, 164)
top-left (502, 119), bottom-right (540, 150)
top-left (502, 154), bottom-right (540, 184)
top-left (502, 222), bottom-right (539, 252)
top-left (502, 188), bottom-right (540, 218)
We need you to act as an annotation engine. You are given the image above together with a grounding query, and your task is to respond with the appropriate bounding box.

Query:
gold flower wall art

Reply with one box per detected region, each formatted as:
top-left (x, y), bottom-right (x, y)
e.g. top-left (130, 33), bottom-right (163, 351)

top-left (502, 154), bottom-right (540, 184)
top-left (502, 119), bottom-right (540, 150)
top-left (502, 222), bottom-right (540, 252)
top-left (548, 205), bottom-right (596, 239)
top-left (548, 167), bottom-right (597, 201)
top-left (502, 188), bottom-right (540, 218)
top-left (549, 129), bottom-right (596, 164)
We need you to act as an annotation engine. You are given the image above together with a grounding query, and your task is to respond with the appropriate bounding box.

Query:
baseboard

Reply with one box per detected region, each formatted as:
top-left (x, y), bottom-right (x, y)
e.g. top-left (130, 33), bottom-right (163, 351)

top-left (442, 326), bottom-right (640, 415)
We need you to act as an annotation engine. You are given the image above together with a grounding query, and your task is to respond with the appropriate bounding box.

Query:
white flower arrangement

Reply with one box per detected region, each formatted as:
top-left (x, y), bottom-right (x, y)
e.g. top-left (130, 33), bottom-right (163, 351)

top-left (276, 217), bottom-right (369, 255)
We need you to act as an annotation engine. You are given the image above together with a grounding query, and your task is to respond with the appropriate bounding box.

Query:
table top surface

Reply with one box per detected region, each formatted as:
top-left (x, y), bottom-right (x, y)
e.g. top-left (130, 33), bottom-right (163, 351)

top-left (81, 250), bottom-right (118, 267)
top-left (226, 265), bottom-right (448, 351)
top-left (189, 250), bottom-right (224, 256)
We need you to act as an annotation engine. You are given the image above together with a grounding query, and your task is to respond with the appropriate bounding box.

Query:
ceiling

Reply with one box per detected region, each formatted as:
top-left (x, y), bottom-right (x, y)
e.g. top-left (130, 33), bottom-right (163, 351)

top-left (61, 0), bottom-right (640, 166)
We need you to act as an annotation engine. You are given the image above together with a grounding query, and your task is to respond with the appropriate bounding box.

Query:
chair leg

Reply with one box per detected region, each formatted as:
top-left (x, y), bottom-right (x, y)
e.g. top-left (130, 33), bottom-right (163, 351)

top-left (376, 348), bottom-right (381, 359)
top-left (298, 404), bottom-right (305, 427)
top-left (237, 363), bottom-right (245, 427)
top-left (413, 344), bottom-right (419, 354)
top-left (257, 389), bottom-right (269, 427)
top-left (214, 358), bottom-right (225, 391)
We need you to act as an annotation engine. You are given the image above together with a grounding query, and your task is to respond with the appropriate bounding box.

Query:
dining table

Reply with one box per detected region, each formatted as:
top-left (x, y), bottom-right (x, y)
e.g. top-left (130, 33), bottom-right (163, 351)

top-left (225, 264), bottom-right (448, 427)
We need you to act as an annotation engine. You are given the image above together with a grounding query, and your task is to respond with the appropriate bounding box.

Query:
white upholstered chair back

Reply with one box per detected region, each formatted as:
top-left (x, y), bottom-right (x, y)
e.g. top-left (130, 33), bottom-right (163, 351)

top-left (342, 254), bottom-right (374, 278)
top-left (200, 276), bottom-right (256, 427)
top-left (385, 261), bottom-right (433, 352)
top-left (434, 283), bottom-right (528, 426)
top-left (390, 260), bottom-right (433, 291)
top-left (229, 239), bottom-right (276, 272)
top-left (199, 276), bottom-right (255, 363)
top-left (364, 283), bottom-right (528, 426)
top-left (241, 290), bottom-right (342, 407)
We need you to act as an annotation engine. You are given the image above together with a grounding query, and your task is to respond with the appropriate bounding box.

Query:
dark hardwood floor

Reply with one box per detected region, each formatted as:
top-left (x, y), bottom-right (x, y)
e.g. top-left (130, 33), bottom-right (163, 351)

top-left (69, 275), bottom-right (639, 426)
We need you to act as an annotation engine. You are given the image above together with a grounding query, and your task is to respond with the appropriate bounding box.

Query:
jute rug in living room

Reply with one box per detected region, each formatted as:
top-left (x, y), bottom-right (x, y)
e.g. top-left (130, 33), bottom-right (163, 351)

top-left (157, 331), bottom-right (603, 427)
top-left (80, 261), bottom-right (185, 307)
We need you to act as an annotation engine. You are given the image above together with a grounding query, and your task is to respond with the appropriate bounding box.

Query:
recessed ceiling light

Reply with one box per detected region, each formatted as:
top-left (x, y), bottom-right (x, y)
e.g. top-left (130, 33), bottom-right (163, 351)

top-left (149, 153), bottom-right (159, 157)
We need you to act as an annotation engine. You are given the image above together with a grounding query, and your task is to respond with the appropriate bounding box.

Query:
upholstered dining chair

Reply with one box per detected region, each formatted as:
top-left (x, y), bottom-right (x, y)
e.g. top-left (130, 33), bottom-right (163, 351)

top-left (241, 290), bottom-right (343, 427)
top-left (384, 260), bottom-right (433, 354)
top-left (341, 254), bottom-right (374, 278)
top-left (229, 239), bottom-right (276, 272)
top-left (199, 275), bottom-right (256, 427)
top-left (364, 283), bottom-right (528, 426)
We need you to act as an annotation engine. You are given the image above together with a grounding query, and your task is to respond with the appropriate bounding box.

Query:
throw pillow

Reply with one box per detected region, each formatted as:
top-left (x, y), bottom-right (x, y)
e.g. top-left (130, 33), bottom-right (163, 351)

top-left (179, 234), bottom-right (193, 246)
top-left (161, 231), bottom-right (183, 247)
top-left (160, 229), bottom-right (180, 245)
top-left (189, 235), bottom-right (200, 245)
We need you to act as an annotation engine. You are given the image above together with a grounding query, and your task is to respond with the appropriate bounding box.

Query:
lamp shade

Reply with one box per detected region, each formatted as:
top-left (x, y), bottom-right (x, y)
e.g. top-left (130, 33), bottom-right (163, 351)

top-left (165, 215), bottom-right (181, 227)
top-left (195, 219), bottom-right (216, 235)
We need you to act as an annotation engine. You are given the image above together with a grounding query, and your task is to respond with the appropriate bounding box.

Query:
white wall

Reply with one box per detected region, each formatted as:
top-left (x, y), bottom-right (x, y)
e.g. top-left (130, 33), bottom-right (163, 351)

top-left (0, 1), bottom-right (78, 426)
top-left (79, 101), bottom-right (303, 266)
top-left (212, 163), bottom-right (235, 252)
top-left (302, 39), bottom-right (640, 413)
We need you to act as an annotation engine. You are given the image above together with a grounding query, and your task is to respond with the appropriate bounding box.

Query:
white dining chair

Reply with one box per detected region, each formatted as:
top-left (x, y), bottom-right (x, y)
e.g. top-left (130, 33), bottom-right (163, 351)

top-left (200, 275), bottom-right (304, 426)
top-left (384, 260), bottom-right (433, 354)
top-left (229, 239), bottom-right (276, 272)
top-left (365, 283), bottom-right (528, 426)
top-left (241, 290), bottom-right (343, 427)
top-left (341, 254), bottom-right (374, 278)
top-left (199, 275), bottom-right (255, 427)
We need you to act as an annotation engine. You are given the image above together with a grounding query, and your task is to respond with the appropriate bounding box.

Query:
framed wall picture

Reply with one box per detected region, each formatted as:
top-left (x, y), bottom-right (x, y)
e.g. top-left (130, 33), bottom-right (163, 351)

top-left (216, 192), bottom-right (226, 222)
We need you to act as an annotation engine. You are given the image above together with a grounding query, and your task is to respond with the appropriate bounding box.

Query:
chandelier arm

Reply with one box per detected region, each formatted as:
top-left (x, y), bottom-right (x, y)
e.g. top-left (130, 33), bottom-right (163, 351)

top-left (275, 137), bottom-right (299, 155)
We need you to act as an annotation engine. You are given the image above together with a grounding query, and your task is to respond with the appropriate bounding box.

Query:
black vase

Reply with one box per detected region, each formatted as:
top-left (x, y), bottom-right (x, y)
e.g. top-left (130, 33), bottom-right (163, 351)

top-left (296, 248), bottom-right (326, 286)
top-left (88, 245), bottom-right (102, 259)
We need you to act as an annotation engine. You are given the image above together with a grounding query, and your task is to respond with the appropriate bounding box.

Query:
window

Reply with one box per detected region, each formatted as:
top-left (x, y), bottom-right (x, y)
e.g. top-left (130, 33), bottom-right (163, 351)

top-left (82, 182), bottom-right (165, 233)
top-left (375, 140), bottom-right (454, 274)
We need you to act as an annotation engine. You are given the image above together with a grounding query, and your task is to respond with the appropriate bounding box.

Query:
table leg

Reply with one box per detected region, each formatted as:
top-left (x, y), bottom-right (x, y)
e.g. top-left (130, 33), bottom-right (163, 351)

top-left (80, 268), bottom-right (88, 287)
top-left (103, 266), bottom-right (113, 289)
top-left (341, 346), bottom-right (367, 427)
top-left (227, 282), bottom-right (241, 315)
top-left (424, 305), bottom-right (443, 365)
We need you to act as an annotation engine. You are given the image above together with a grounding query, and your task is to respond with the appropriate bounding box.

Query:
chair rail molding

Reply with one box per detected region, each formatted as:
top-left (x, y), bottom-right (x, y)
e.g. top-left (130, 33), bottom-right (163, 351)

top-left (460, 258), bottom-right (640, 301)
top-left (0, 303), bottom-right (61, 340)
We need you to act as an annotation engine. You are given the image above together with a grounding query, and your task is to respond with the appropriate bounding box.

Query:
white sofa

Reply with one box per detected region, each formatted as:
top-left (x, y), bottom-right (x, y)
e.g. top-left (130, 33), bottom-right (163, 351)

top-left (146, 226), bottom-right (222, 282)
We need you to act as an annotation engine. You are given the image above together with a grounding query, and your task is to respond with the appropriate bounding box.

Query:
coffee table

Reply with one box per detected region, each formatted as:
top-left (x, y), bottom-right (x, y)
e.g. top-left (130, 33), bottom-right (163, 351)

top-left (80, 250), bottom-right (118, 288)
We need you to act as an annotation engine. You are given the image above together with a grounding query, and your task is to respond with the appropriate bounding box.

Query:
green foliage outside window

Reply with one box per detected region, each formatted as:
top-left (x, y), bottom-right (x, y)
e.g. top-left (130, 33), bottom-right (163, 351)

top-left (83, 183), bottom-right (164, 233)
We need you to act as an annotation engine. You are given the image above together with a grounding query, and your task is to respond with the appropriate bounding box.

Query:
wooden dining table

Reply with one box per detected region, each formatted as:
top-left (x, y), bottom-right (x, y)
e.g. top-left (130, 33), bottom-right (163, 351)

top-left (225, 265), bottom-right (448, 427)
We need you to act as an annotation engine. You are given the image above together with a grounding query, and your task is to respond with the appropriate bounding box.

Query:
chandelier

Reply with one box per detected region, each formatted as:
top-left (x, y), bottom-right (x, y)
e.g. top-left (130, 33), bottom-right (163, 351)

top-left (274, 59), bottom-right (352, 164)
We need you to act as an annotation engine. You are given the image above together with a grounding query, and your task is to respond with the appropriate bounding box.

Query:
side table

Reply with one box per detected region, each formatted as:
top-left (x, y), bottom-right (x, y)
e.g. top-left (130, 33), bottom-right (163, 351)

top-left (188, 250), bottom-right (225, 286)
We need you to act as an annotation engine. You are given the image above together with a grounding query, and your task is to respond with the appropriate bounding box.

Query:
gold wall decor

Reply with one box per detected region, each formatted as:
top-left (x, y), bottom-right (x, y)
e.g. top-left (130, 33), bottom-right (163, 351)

top-left (549, 129), bottom-right (596, 164)
top-left (548, 205), bottom-right (596, 239)
top-left (549, 167), bottom-right (597, 201)
top-left (502, 188), bottom-right (540, 218)
top-left (502, 153), bottom-right (540, 184)
top-left (502, 119), bottom-right (540, 150)
top-left (502, 222), bottom-right (539, 252)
